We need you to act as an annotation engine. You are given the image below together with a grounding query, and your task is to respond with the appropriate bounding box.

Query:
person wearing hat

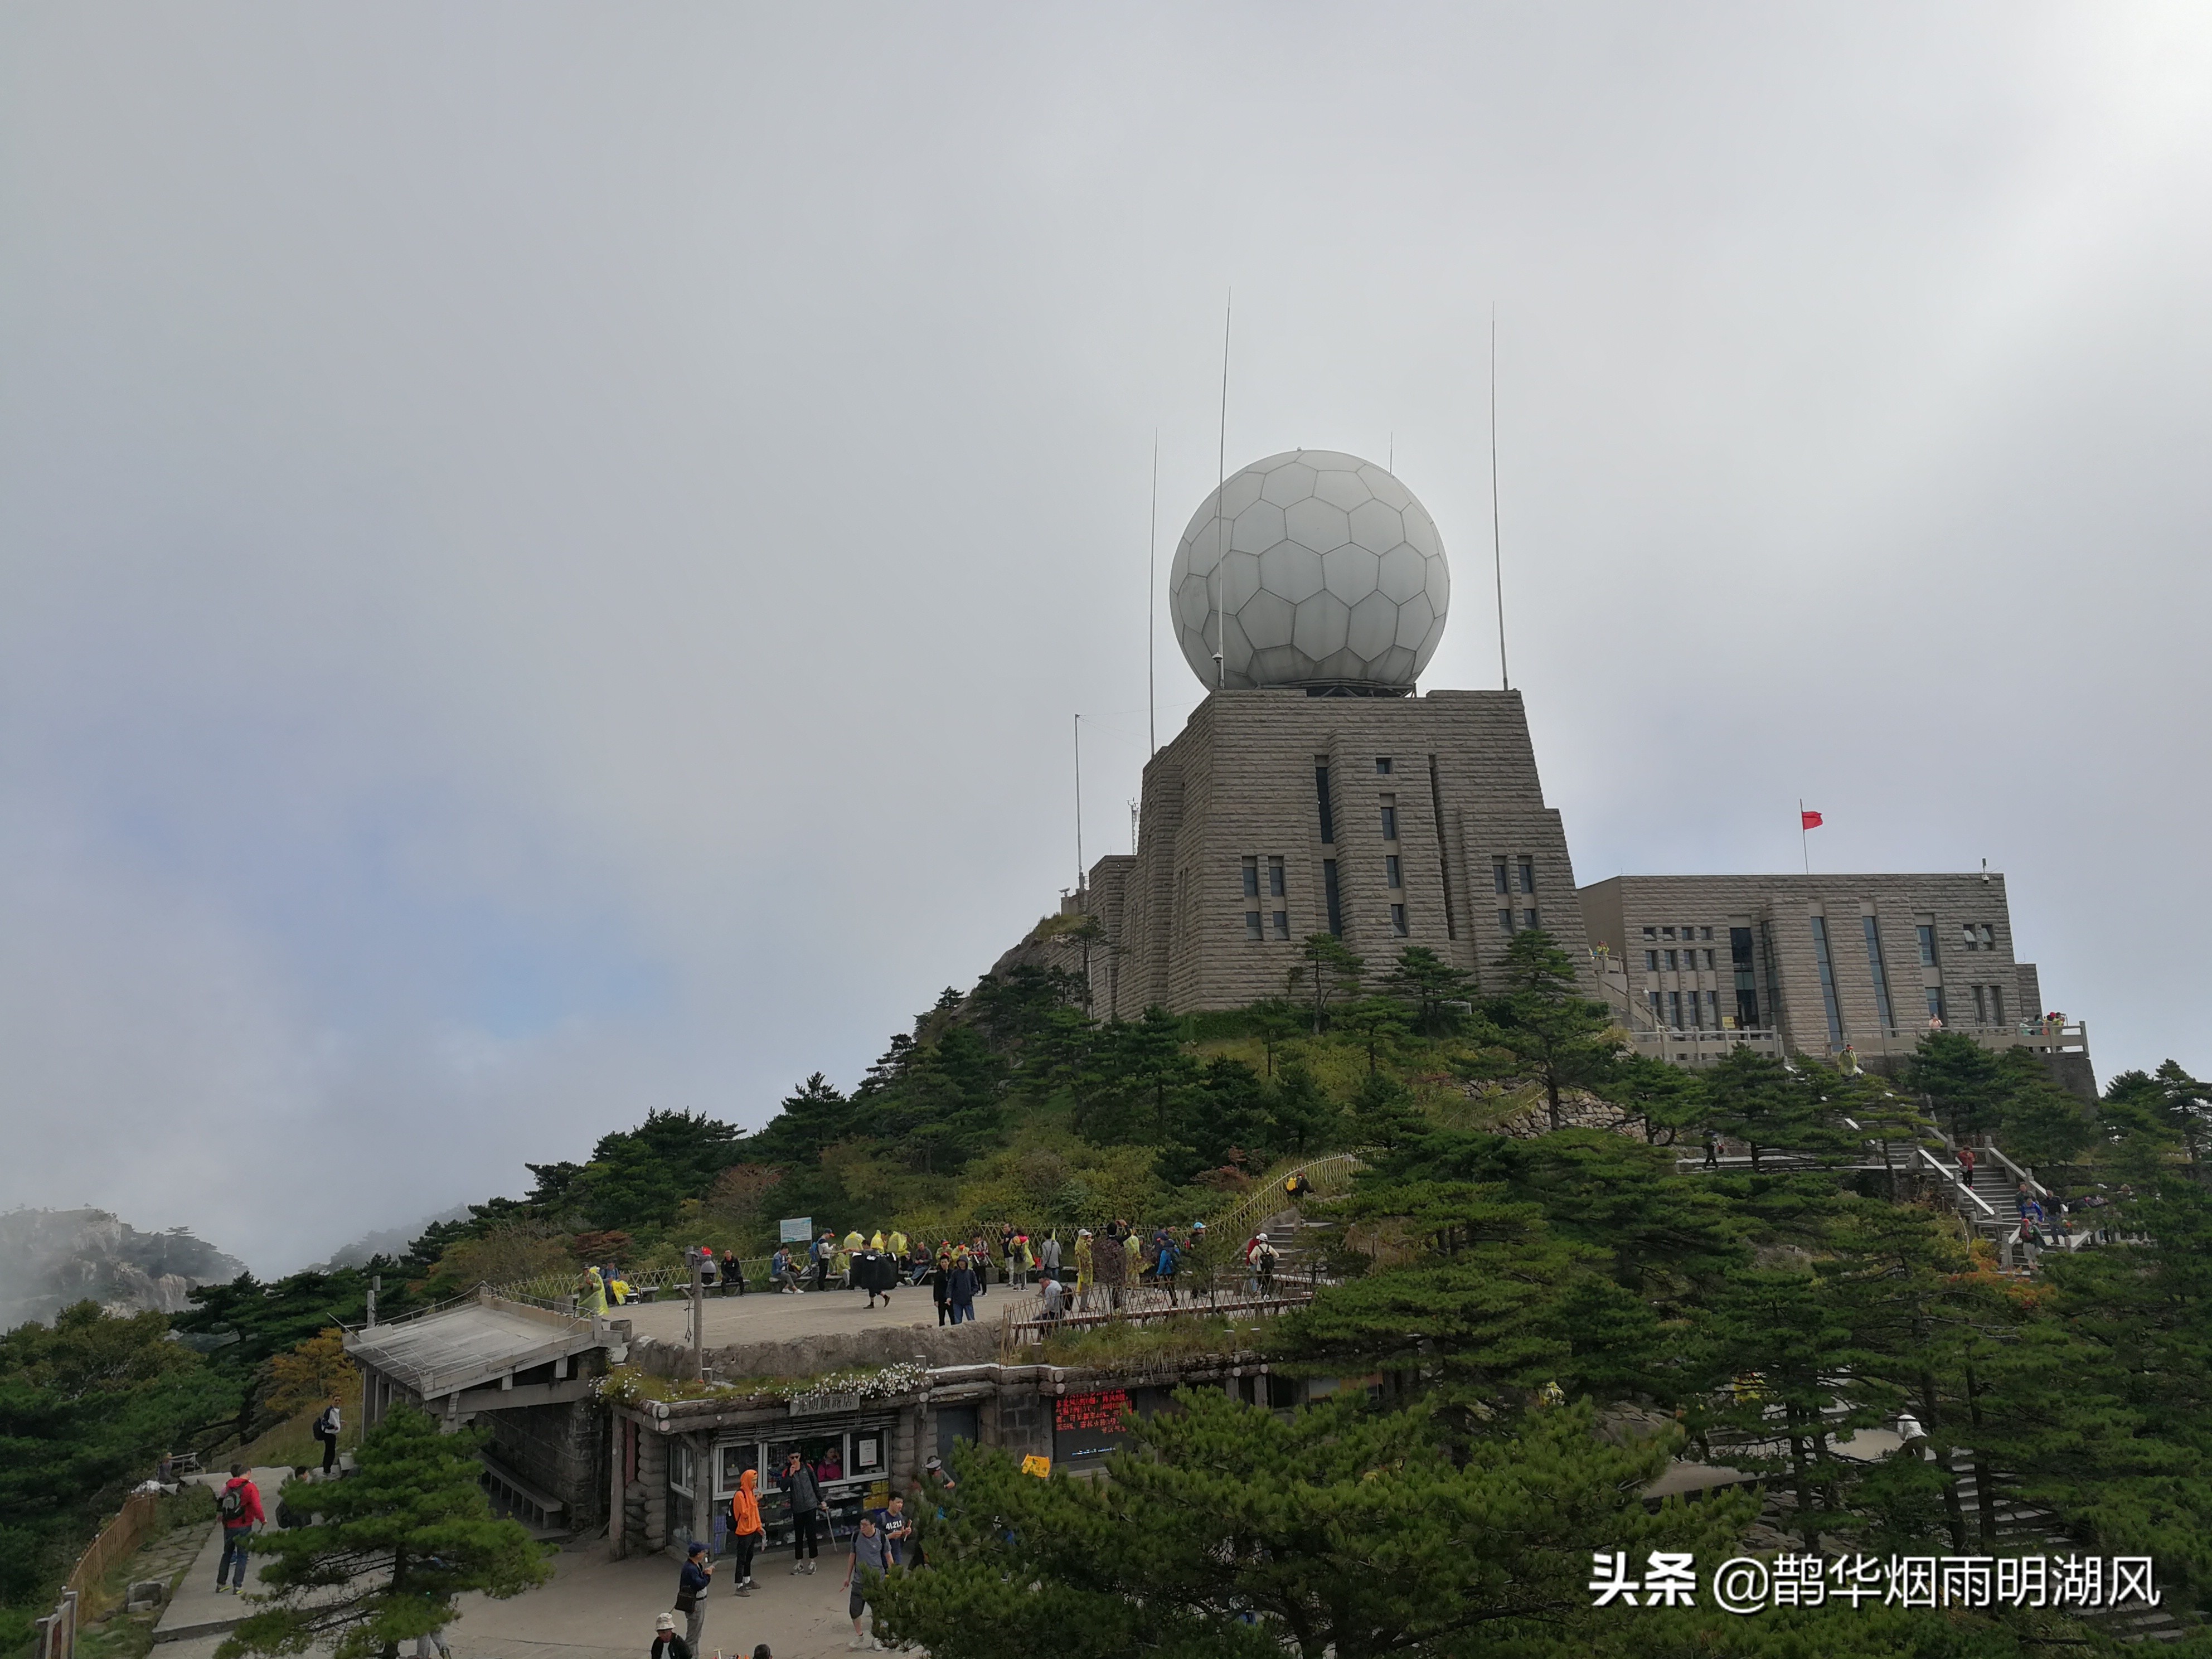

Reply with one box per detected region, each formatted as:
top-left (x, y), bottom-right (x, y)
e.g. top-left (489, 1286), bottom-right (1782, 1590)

top-left (674, 1540), bottom-right (714, 1654)
top-left (651, 1612), bottom-right (692, 1659)
top-left (1246, 1230), bottom-right (1279, 1296)
top-left (1072, 1229), bottom-right (1094, 1312)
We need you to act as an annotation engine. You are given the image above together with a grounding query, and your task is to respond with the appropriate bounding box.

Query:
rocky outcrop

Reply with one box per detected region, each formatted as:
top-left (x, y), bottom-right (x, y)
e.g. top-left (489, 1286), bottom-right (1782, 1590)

top-left (0, 1208), bottom-right (245, 1332)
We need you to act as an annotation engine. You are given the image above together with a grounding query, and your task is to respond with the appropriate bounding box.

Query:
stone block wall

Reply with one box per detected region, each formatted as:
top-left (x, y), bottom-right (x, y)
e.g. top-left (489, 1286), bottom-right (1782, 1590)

top-left (1579, 872), bottom-right (2069, 1073)
top-left (482, 1399), bottom-right (604, 1530)
top-left (1100, 688), bottom-right (1593, 1013)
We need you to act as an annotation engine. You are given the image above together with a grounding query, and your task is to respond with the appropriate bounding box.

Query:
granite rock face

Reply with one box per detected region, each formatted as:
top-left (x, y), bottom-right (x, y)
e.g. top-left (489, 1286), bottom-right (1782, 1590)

top-left (0, 1207), bottom-right (245, 1331)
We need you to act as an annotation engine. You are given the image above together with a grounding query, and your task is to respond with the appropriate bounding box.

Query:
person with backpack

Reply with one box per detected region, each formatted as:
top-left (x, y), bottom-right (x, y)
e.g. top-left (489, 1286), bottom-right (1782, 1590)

top-left (781, 1451), bottom-right (824, 1573)
top-left (314, 1401), bottom-right (342, 1475)
top-left (843, 1511), bottom-right (890, 1651)
top-left (214, 1464), bottom-right (264, 1593)
top-left (727, 1468), bottom-right (764, 1595)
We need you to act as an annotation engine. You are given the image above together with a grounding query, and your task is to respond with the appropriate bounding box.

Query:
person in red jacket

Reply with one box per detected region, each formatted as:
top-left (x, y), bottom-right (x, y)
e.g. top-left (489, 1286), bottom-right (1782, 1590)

top-left (215, 1463), bottom-right (264, 1593)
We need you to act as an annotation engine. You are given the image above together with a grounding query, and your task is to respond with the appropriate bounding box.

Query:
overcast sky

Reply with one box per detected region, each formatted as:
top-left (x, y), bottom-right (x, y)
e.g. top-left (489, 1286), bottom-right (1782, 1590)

top-left (5, 6), bottom-right (2209, 1270)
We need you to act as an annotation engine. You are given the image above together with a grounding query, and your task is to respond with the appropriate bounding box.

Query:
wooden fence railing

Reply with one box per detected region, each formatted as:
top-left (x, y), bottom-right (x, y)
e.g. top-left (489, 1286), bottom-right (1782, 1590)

top-left (66, 1489), bottom-right (160, 1605)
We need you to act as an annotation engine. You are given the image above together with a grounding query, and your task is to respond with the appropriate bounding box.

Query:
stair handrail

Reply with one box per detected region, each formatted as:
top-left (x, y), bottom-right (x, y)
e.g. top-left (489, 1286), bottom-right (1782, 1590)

top-left (1979, 1142), bottom-right (2050, 1201)
top-left (1207, 1150), bottom-right (1370, 1251)
top-left (1918, 1146), bottom-right (1997, 1217)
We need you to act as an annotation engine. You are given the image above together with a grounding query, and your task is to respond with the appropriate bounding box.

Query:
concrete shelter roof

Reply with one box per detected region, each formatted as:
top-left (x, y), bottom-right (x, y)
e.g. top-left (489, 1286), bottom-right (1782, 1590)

top-left (348, 1297), bottom-right (624, 1400)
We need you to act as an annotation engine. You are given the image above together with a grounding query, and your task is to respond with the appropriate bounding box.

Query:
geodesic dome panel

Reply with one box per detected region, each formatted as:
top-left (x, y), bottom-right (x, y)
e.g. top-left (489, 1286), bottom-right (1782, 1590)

top-left (1168, 449), bottom-right (1449, 691)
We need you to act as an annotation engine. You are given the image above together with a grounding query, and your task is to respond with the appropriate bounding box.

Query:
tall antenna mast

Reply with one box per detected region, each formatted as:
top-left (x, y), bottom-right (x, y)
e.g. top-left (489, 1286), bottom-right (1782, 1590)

top-left (1491, 305), bottom-right (1510, 692)
top-left (1214, 288), bottom-right (1232, 692)
top-left (1147, 431), bottom-right (1159, 756)
top-left (1074, 713), bottom-right (1085, 892)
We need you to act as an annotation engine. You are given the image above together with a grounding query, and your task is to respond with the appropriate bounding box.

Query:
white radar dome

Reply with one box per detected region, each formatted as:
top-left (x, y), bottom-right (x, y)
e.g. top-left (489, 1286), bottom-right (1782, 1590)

top-left (1168, 449), bottom-right (1449, 693)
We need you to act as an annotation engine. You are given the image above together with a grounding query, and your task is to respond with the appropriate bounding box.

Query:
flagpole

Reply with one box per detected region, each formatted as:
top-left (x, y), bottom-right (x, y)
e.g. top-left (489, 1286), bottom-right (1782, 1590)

top-left (1799, 799), bottom-right (1810, 876)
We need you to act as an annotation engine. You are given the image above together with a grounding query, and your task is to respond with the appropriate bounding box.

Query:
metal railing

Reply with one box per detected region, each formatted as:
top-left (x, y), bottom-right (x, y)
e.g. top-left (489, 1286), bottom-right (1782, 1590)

top-left (1919, 1146), bottom-right (1998, 1217)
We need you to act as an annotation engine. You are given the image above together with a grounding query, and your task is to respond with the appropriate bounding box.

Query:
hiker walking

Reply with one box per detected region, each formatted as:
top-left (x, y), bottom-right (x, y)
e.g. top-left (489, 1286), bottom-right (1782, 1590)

top-left (214, 1463), bottom-right (263, 1593)
top-left (844, 1511), bottom-right (890, 1651)
top-left (313, 1400), bottom-right (342, 1475)
top-left (946, 1251), bottom-right (979, 1326)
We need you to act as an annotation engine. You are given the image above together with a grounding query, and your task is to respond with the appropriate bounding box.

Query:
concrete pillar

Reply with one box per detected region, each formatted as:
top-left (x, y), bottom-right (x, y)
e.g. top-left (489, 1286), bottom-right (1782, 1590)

top-left (608, 1415), bottom-right (626, 1558)
top-left (687, 1432), bottom-right (713, 1554)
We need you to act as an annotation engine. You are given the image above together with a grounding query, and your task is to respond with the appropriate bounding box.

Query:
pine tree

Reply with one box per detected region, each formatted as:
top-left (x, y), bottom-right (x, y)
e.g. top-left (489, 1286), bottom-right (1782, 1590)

top-left (222, 1405), bottom-right (549, 1659)
top-left (871, 1392), bottom-right (1753, 1659)
top-left (1464, 929), bottom-right (1621, 1132)
top-left (1286, 933), bottom-right (1364, 1034)
top-left (1381, 944), bottom-right (1477, 1036)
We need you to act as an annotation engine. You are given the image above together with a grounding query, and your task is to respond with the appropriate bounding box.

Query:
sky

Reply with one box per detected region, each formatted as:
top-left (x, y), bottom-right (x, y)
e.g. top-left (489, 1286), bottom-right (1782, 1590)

top-left (4, 5), bottom-right (2210, 1272)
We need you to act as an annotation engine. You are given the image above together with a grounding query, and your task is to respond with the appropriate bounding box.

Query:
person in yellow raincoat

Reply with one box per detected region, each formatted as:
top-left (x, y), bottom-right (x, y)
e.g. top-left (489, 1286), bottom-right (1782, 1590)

top-left (1073, 1229), bottom-right (1095, 1312)
top-left (575, 1265), bottom-right (607, 1317)
top-left (887, 1228), bottom-right (909, 1259)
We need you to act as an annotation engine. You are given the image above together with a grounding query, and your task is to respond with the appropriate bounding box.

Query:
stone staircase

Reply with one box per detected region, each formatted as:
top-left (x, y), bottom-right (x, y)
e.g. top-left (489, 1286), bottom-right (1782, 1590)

top-left (1942, 1456), bottom-right (2189, 1643)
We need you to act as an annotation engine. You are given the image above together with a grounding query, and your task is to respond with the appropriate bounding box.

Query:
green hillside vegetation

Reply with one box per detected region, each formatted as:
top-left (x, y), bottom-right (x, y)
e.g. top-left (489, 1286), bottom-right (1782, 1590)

top-left (16, 930), bottom-right (2205, 1656)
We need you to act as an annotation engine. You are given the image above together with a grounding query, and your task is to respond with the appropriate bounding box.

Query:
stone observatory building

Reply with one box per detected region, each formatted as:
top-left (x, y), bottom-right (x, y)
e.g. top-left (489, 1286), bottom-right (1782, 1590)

top-left (1068, 449), bottom-right (1594, 1017)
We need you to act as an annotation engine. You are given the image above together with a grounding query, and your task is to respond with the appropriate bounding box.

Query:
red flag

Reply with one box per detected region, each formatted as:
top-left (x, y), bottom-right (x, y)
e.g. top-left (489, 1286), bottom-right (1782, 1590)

top-left (1801, 809), bottom-right (1824, 830)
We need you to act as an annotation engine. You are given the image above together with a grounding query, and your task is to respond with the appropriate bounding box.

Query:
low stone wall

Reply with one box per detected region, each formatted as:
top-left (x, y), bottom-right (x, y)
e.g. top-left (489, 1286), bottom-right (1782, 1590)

top-left (630, 1318), bottom-right (998, 1384)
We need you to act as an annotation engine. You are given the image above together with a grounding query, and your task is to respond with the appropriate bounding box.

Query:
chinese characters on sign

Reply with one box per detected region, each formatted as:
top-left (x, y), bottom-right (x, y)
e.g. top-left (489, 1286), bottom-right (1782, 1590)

top-left (1054, 1390), bottom-right (1132, 1432)
top-left (1590, 1552), bottom-right (2158, 1615)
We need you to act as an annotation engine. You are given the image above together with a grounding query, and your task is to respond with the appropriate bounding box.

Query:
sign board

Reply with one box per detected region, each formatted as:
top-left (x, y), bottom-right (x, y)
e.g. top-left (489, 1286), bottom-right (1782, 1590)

top-left (789, 1393), bottom-right (863, 1418)
top-left (1021, 1454), bottom-right (1052, 1478)
top-left (1053, 1389), bottom-right (1134, 1463)
top-left (778, 1216), bottom-right (813, 1243)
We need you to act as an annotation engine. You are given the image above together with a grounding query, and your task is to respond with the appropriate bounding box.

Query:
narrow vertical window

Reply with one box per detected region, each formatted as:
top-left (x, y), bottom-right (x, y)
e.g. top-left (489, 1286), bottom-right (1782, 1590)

top-left (1268, 856), bottom-right (1286, 898)
top-left (1961, 923), bottom-right (1978, 953)
top-left (1668, 990), bottom-right (1683, 1030)
top-left (1517, 858), bottom-right (1535, 894)
top-left (1428, 756), bottom-right (1454, 940)
top-left (1862, 917), bottom-right (1896, 1031)
top-left (1493, 858), bottom-right (1509, 894)
top-left (1689, 992), bottom-right (1704, 1029)
top-left (1926, 986), bottom-right (1947, 1023)
top-left (1272, 910), bottom-right (1289, 939)
top-left (1523, 908), bottom-right (1540, 931)
top-left (1385, 855), bottom-right (1403, 889)
top-left (1665, 949), bottom-right (1678, 972)
top-left (1379, 797), bottom-right (1398, 841)
top-left (1648, 991), bottom-right (1663, 1026)
top-left (1390, 904), bottom-right (1408, 937)
top-left (1978, 924), bottom-right (1995, 949)
top-left (1971, 984), bottom-right (1987, 1025)
top-left (1498, 908), bottom-right (1514, 935)
top-left (1246, 911), bottom-right (1263, 940)
top-left (1645, 949), bottom-right (1658, 972)
top-left (1322, 860), bottom-right (1343, 936)
top-left (1241, 856), bottom-right (1259, 899)
top-left (1314, 760), bottom-right (1336, 845)
top-left (1705, 989), bottom-right (1720, 1026)
top-left (1810, 916), bottom-right (1846, 1047)
top-left (1990, 985), bottom-right (2004, 1025)
top-left (1730, 927), bottom-right (1758, 1028)
top-left (1917, 923), bottom-right (1936, 967)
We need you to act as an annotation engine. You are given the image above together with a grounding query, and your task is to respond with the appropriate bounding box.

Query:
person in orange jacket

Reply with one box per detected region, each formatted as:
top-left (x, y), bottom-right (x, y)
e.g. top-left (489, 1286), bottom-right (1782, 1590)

top-left (727, 1468), bottom-right (765, 1595)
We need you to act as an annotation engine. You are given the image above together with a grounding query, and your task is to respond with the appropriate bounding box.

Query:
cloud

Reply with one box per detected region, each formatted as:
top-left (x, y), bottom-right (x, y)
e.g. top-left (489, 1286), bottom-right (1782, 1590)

top-left (3, 5), bottom-right (2211, 1267)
